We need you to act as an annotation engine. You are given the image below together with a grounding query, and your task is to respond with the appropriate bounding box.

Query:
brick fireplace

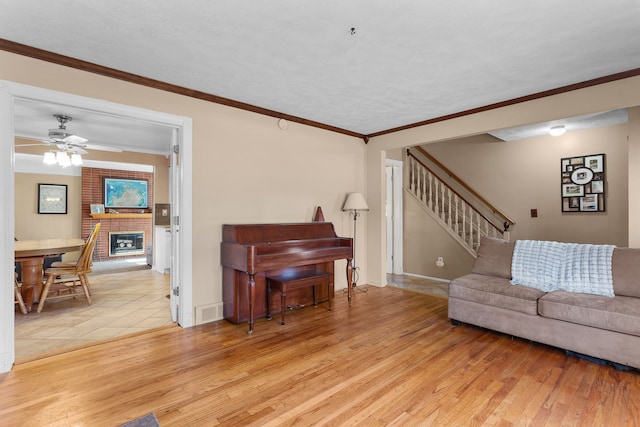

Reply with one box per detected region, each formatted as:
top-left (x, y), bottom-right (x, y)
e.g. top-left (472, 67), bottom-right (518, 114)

top-left (82, 168), bottom-right (154, 262)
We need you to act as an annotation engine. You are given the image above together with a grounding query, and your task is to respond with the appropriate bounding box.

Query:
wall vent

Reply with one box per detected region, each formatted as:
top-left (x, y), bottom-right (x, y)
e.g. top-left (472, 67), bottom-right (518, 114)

top-left (195, 302), bottom-right (224, 325)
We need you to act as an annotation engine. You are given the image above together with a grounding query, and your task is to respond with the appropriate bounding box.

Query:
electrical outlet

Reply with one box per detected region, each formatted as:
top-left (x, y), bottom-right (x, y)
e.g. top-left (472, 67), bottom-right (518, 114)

top-left (436, 257), bottom-right (445, 268)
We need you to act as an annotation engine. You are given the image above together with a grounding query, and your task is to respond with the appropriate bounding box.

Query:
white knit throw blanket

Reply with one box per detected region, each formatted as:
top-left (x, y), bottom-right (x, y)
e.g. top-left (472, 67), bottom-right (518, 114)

top-left (511, 240), bottom-right (615, 297)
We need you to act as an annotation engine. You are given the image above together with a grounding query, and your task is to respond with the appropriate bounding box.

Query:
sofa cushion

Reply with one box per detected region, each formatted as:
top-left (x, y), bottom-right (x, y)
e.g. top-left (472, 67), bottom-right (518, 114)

top-left (539, 291), bottom-right (640, 337)
top-left (612, 248), bottom-right (640, 298)
top-left (471, 237), bottom-right (515, 279)
top-left (449, 273), bottom-right (545, 315)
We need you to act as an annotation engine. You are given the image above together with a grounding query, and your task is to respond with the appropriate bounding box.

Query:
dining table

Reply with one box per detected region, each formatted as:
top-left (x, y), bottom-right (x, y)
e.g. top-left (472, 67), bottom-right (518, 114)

top-left (14, 238), bottom-right (85, 312)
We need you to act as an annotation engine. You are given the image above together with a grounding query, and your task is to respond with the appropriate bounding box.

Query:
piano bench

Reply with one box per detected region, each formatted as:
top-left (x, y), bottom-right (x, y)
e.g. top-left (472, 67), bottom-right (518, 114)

top-left (266, 270), bottom-right (332, 325)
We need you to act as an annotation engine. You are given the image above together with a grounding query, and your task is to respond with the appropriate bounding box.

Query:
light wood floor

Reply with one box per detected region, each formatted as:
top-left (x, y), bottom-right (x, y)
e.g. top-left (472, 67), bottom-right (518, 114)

top-left (2, 285), bottom-right (638, 426)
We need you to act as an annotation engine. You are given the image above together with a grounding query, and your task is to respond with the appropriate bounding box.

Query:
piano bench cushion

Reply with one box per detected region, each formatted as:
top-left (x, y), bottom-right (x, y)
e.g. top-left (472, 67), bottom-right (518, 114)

top-left (266, 270), bottom-right (331, 292)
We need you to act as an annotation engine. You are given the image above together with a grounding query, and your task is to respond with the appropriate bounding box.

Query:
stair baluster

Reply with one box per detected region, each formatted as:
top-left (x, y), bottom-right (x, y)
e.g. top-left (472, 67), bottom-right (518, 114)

top-left (404, 148), bottom-right (511, 256)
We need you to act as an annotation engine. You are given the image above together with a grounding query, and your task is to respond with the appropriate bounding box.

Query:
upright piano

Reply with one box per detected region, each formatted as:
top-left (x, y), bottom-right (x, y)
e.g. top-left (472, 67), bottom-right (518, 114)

top-left (221, 222), bottom-right (353, 333)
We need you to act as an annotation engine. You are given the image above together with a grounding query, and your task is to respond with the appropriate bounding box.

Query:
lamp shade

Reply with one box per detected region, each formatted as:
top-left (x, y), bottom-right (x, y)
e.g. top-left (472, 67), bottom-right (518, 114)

top-left (342, 192), bottom-right (369, 211)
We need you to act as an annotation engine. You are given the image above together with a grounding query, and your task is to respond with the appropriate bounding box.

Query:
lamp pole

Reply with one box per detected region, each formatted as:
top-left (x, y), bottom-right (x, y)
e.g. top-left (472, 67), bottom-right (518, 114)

top-left (351, 209), bottom-right (360, 287)
top-left (342, 192), bottom-right (368, 291)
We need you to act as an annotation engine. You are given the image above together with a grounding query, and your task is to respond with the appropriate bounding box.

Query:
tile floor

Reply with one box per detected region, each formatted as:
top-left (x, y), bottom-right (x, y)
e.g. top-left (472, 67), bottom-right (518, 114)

top-left (14, 267), bottom-right (172, 361)
top-left (386, 273), bottom-right (449, 298)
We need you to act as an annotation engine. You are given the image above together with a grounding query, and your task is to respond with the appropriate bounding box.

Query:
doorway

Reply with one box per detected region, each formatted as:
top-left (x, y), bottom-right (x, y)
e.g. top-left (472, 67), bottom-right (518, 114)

top-left (1, 80), bottom-right (193, 372)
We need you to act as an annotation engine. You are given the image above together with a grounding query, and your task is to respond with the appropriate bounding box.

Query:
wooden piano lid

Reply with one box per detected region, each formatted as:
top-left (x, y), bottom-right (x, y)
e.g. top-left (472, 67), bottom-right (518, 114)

top-left (222, 222), bottom-right (338, 244)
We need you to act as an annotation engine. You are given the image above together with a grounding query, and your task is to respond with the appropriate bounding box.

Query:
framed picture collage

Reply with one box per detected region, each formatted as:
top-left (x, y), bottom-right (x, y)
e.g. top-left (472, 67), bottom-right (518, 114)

top-left (561, 153), bottom-right (605, 213)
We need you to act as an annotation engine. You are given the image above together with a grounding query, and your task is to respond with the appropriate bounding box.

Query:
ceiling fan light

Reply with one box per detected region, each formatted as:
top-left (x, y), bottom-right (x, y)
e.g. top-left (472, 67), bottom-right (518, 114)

top-left (55, 150), bottom-right (67, 163)
top-left (57, 151), bottom-right (71, 167)
top-left (43, 151), bottom-right (56, 165)
top-left (71, 153), bottom-right (83, 166)
top-left (549, 125), bottom-right (566, 136)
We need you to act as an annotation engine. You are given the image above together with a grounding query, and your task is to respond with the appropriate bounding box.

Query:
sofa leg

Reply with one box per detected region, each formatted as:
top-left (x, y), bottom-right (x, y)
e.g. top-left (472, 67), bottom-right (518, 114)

top-left (450, 319), bottom-right (461, 326)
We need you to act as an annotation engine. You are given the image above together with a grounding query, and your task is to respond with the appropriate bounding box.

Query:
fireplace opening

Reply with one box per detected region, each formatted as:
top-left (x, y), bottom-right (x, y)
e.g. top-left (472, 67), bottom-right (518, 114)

top-left (109, 232), bottom-right (145, 257)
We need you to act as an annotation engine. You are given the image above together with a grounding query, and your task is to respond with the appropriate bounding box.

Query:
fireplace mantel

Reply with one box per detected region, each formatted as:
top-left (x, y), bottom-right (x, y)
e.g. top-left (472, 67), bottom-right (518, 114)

top-left (90, 213), bottom-right (152, 219)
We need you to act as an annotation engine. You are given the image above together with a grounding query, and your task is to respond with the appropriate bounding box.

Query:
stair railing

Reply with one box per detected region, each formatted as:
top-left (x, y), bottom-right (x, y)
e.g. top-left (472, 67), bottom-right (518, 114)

top-left (406, 148), bottom-right (515, 255)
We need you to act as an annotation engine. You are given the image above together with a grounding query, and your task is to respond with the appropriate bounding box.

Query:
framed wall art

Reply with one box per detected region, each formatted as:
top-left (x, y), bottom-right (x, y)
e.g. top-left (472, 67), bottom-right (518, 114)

top-left (38, 183), bottom-right (68, 214)
top-left (90, 203), bottom-right (105, 214)
top-left (104, 178), bottom-right (148, 209)
top-left (561, 153), bottom-right (605, 212)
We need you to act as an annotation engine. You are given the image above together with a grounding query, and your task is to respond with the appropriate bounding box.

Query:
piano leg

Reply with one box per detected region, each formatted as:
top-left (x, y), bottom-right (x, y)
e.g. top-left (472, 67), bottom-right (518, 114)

top-left (346, 258), bottom-right (353, 306)
top-left (248, 273), bottom-right (256, 334)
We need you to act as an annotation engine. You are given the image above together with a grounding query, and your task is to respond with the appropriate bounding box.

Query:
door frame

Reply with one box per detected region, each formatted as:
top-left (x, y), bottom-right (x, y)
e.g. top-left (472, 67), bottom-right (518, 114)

top-left (0, 80), bottom-right (193, 372)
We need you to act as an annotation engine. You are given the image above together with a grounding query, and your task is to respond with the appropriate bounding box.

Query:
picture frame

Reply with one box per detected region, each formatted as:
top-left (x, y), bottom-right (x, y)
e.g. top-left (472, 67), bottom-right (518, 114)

top-left (104, 178), bottom-right (149, 209)
top-left (38, 183), bottom-right (68, 214)
top-left (591, 180), bottom-right (604, 193)
top-left (562, 183), bottom-right (584, 197)
top-left (585, 155), bottom-right (604, 172)
top-left (580, 195), bottom-right (598, 211)
top-left (90, 203), bottom-right (105, 214)
top-left (560, 153), bottom-right (605, 212)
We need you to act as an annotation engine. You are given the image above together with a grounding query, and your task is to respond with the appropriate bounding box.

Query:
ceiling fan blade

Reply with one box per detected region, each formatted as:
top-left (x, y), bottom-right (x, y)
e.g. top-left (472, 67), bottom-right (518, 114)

top-left (84, 144), bottom-right (123, 153)
top-left (70, 147), bottom-right (88, 155)
top-left (64, 134), bottom-right (88, 145)
top-left (15, 142), bottom-right (49, 147)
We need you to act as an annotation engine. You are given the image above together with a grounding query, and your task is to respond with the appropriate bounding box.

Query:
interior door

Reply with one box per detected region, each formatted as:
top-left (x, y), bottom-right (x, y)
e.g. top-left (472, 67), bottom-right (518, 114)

top-left (386, 159), bottom-right (403, 275)
top-left (386, 166), bottom-right (394, 273)
top-left (169, 128), bottom-right (180, 323)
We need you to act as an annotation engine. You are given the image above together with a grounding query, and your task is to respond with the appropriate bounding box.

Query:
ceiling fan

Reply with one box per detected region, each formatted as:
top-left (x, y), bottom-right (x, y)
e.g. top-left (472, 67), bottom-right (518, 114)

top-left (16, 114), bottom-right (123, 156)
top-left (46, 114), bottom-right (89, 150)
top-left (15, 114), bottom-right (89, 155)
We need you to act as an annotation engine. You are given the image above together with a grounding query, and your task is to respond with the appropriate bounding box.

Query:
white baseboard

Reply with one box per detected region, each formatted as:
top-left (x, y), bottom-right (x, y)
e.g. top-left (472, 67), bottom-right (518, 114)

top-left (401, 272), bottom-right (450, 283)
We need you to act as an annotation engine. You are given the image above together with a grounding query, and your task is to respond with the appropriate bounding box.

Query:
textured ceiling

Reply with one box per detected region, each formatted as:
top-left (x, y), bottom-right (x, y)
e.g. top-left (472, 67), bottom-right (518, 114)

top-left (2, 1), bottom-right (640, 137)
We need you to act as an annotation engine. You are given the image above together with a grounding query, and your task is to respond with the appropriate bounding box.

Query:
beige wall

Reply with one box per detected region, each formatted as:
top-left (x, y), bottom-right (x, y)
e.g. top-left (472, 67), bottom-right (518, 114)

top-left (6, 49), bottom-right (640, 304)
top-left (629, 107), bottom-right (640, 247)
top-left (404, 122), bottom-right (630, 279)
top-left (2, 51), bottom-right (365, 321)
top-left (367, 75), bottom-right (640, 287)
top-left (403, 193), bottom-right (475, 280)
top-left (425, 123), bottom-right (629, 245)
top-left (14, 173), bottom-right (82, 243)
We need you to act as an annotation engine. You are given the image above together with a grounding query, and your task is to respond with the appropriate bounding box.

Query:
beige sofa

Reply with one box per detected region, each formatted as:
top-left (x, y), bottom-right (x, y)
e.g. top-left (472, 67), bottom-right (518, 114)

top-left (448, 237), bottom-right (640, 370)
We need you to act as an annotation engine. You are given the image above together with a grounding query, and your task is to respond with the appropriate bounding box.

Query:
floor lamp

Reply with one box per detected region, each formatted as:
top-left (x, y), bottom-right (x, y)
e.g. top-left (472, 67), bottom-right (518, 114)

top-left (342, 192), bottom-right (369, 290)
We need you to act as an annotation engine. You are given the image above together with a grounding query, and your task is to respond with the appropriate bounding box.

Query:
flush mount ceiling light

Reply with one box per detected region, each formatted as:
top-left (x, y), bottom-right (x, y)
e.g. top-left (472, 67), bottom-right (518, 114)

top-left (549, 125), bottom-right (566, 136)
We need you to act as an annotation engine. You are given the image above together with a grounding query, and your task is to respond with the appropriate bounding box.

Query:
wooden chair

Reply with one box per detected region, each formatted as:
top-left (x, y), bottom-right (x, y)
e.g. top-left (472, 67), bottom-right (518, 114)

top-left (14, 272), bottom-right (28, 315)
top-left (37, 224), bottom-right (101, 313)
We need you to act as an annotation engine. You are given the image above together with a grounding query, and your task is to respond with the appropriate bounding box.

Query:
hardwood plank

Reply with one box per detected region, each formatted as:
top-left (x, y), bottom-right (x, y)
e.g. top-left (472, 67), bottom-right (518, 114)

top-left (1, 286), bottom-right (638, 426)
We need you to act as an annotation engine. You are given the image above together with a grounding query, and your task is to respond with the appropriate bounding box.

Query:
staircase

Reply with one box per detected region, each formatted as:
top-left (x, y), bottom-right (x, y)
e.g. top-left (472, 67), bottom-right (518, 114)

top-left (406, 147), bottom-right (515, 256)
